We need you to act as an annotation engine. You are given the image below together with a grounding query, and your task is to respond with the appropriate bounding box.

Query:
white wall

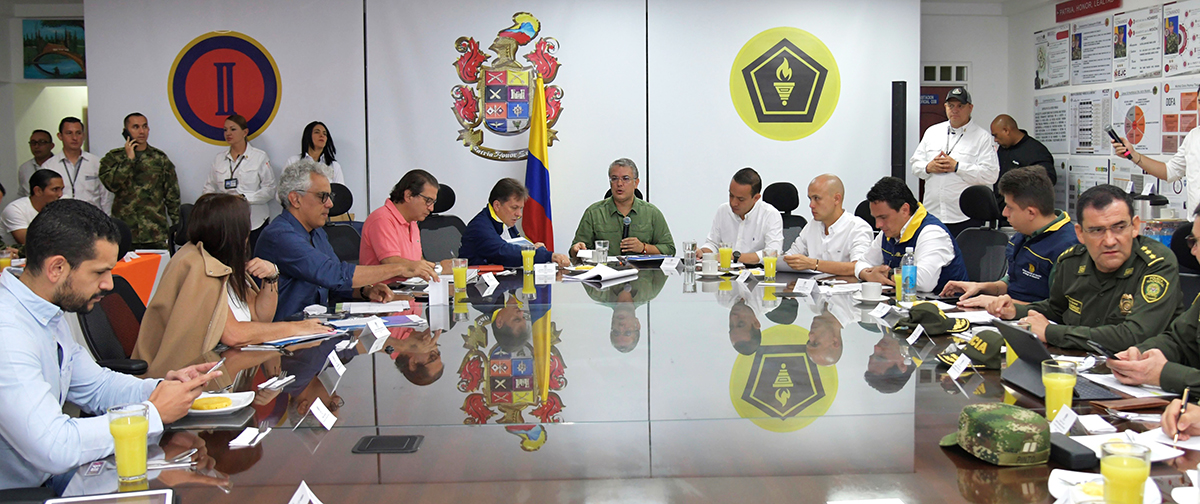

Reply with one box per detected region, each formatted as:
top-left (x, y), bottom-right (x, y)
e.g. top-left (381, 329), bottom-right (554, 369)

top-left (921, 6), bottom-right (1010, 131)
top-left (12, 83), bottom-right (87, 159)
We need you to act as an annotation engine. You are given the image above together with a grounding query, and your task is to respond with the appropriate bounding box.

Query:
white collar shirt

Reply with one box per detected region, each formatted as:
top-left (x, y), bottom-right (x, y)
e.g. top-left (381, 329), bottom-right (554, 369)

top-left (784, 211), bottom-right (874, 263)
top-left (205, 143), bottom-right (277, 226)
top-left (46, 151), bottom-right (112, 214)
top-left (16, 157), bottom-right (50, 198)
top-left (909, 119), bottom-right (999, 224)
top-left (702, 200), bottom-right (784, 257)
top-left (284, 154), bottom-right (345, 185)
top-left (854, 211), bottom-right (956, 292)
top-left (1164, 127), bottom-right (1200, 210)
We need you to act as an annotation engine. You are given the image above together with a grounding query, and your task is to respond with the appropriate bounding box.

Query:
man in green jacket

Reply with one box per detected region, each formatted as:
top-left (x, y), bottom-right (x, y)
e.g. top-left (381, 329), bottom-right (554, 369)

top-left (570, 158), bottom-right (675, 257)
top-left (986, 184), bottom-right (1184, 351)
top-left (99, 113), bottom-right (181, 249)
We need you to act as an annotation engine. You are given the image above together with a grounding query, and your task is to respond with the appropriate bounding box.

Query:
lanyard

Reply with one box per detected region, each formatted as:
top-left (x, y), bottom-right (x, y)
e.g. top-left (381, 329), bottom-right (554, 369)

top-left (228, 154), bottom-right (246, 179)
top-left (944, 127), bottom-right (965, 156)
top-left (60, 157), bottom-right (83, 195)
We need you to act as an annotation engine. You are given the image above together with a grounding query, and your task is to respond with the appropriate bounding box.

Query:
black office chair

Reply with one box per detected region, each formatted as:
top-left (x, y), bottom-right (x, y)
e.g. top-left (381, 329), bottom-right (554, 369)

top-left (0, 486), bottom-right (55, 503)
top-left (419, 185), bottom-right (468, 262)
top-left (855, 200), bottom-right (879, 233)
top-left (604, 188), bottom-right (643, 200)
top-left (112, 218), bottom-right (133, 260)
top-left (1171, 223), bottom-right (1200, 274)
top-left (77, 275), bottom-right (148, 375)
top-left (325, 183), bottom-right (362, 264)
top-left (168, 203), bottom-right (194, 256)
top-left (957, 185), bottom-right (1009, 282)
top-left (762, 182), bottom-right (807, 251)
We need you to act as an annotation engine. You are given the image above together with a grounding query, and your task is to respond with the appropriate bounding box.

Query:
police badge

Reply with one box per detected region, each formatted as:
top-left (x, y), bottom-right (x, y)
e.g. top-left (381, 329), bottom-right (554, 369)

top-left (1119, 293), bottom-right (1134, 315)
top-left (452, 12), bottom-right (563, 161)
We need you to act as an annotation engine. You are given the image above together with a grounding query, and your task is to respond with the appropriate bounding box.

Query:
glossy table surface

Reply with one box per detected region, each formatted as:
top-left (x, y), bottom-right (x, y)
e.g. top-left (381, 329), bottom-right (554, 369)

top-left (63, 269), bottom-right (1199, 503)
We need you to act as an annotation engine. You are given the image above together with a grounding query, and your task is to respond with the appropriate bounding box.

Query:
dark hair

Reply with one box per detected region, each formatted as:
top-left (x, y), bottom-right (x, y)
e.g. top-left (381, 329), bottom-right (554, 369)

top-left (733, 327), bottom-right (762, 355)
top-left (188, 193), bottom-right (252, 301)
top-left (393, 352), bottom-right (444, 386)
top-left (489, 178), bottom-right (527, 206)
top-left (0, 182), bottom-right (6, 197)
top-left (58, 117), bottom-right (83, 133)
top-left (24, 199), bottom-right (121, 275)
top-left (123, 112), bottom-right (145, 128)
top-left (31, 129), bottom-right (52, 140)
top-left (1076, 184), bottom-right (1134, 224)
top-left (998, 166), bottom-right (1055, 215)
top-left (732, 167), bottom-right (762, 196)
top-left (300, 121), bottom-right (336, 164)
top-left (866, 176), bottom-right (919, 214)
top-left (389, 169), bottom-right (439, 203)
top-left (864, 364), bottom-right (916, 394)
top-left (30, 168), bottom-right (62, 193)
top-left (225, 114), bottom-right (249, 132)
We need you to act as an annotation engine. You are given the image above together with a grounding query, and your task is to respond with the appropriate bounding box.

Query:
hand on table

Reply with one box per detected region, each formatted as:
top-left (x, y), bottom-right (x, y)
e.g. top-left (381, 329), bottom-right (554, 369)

top-left (985, 295), bottom-right (1017, 320)
top-left (940, 280), bottom-right (981, 299)
top-left (620, 237), bottom-right (646, 254)
top-left (364, 283), bottom-right (395, 303)
top-left (551, 253), bottom-right (570, 267)
top-left (401, 260), bottom-right (439, 282)
top-left (1108, 347), bottom-right (1166, 387)
top-left (1022, 310), bottom-right (1051, 341)
top-left (783, 254), bottom-right (817, 271)
top-left (571, 242), bottom-right (587, 256)
top-left (1162, 397), bottom-right (1200, 442)
top-left (956, 295), bottom-right (998, 309)
top-left (859, 265), bottom-right (893, 286)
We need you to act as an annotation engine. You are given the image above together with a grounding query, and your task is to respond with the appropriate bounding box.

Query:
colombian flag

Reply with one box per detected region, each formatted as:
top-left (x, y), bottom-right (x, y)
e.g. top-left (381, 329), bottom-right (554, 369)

top-left (524, 76), bottom-right (553, 250)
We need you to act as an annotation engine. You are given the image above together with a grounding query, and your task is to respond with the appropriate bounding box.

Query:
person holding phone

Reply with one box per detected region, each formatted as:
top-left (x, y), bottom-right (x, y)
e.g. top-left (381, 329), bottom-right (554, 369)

top-left (203, 114), bottom-right (277, 250)
top-left (98, 113), bottom-right (181, 249)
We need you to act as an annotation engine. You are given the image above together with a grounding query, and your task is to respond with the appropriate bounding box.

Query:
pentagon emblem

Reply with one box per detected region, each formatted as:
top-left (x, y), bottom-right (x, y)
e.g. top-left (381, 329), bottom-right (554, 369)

top-left (1142, 275), bottom-right (1169, 303)
top-left (1119, 294), bottom-right (1134, 315)
top-left (730, 27), bottom-right (840, 141)
top-left (168, 31), bottom-right (281, 145)
top-left (730, 325), bottom-right (838, 432)
top-left (451, 12), bottom-right (563, 161)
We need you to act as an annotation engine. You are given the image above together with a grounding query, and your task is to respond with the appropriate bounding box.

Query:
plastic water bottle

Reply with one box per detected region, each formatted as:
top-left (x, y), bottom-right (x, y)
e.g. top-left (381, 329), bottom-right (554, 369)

top-left (901, 247), bottom-right (917, 302)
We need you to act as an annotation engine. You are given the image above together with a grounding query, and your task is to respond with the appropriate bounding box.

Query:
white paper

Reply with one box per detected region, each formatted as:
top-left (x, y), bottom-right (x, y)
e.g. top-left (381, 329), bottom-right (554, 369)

top-left (575, 249), bottom-right (592, 260)
top-left (1077, 414), bottom-right (1117, 434)
top-left (827, 283), bottom-right (862, 293)
top-left (1050, 406), bottom-right (1079, 434)
top-left (478, 272), bottom-right (499, 287)
top-left (340, 300), bottom-right (410, 314)
top-left (303, 304), bottom-right (328, 316)
top-left (948, 353), bottom-right (972, 380)
top-left (308, 396), bottom-right (337, 430)
top-left (793, 278), bottom-right (816, 294)
top-left (660, 257), bottom-right (680, 271)
top-left (869, 303), bottom-right (892, 318)
top-left (427, 274), bottom-right (451, 306)
top-left (1079, 373), bottom-right (1179, 398)
top-left (1070, 430), bottom-right (1186, 461)
top-left (327, 350), bottom-right (345, 376)
top-left (562, 264), bottom-right (639, 282)
top-left (947, 310), bottom-right (996, 324)
top-left (1142, 181), bottom-right (1155, 195)
top-left (533, 263), bottom-right (556, 275)
top-left (906, 324), bottom-right (926, 345)
top-left (1139, 427), bottom-right (1200, 452)
top-left (288, 481), bottom-right (325, 504)
top-left (898, 300), bottom-right (955, 311)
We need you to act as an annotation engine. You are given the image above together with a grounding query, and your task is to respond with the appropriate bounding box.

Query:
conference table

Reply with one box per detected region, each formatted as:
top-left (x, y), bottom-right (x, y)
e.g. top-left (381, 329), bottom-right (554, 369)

top-left (61, 268), bottom-right (1199, 503)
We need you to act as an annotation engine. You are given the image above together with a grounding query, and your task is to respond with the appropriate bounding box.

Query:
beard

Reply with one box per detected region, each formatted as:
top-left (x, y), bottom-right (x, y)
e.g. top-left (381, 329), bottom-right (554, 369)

top-left (52, 274), bottom-right (109, 313)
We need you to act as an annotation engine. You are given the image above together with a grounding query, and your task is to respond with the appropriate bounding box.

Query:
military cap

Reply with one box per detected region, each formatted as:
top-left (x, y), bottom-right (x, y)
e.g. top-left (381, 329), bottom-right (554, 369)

top-left (895, 302), bottom-right (970, 335)
top-left (940, 403), bottom-right (1050, 466)
top-left (937, 330), bottom-right (1004, 370)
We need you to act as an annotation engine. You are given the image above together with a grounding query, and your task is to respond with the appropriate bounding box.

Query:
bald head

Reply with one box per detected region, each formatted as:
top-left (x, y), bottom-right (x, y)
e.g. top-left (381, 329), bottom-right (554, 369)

top-left (807, 174), bottom-right (846, 225)
top-left (990, 114), bottom-right (1025, 148)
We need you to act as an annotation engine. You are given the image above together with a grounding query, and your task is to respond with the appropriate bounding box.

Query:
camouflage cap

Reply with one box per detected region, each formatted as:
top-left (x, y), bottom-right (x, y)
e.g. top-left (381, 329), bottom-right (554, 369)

top-left (939, 403), bottom-right (1050, 466)
top-left (895, 302), bottom-right (970, 335)
top-left (937, 330), bottom-right (1004, 370)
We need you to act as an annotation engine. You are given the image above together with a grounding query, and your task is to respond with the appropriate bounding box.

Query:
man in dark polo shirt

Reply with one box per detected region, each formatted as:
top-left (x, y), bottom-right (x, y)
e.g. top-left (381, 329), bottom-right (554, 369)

top-left (991, 114), bottom-right (1056, 186)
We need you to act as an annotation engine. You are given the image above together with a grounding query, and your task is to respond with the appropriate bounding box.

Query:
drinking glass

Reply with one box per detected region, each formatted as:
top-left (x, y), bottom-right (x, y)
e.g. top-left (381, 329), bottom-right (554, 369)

top-left (108, 403), bottom-right (149, 483)
top-left (1042, 360), bottom-right (1077, 421)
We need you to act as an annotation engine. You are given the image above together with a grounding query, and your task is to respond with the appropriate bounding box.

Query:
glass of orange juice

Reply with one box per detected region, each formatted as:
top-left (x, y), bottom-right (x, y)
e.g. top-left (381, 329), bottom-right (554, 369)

top-left (1041, 360), bottom-right (1077, 421)
top-left (1101, 441), bottom-right (1151, 504)
top-left (718, 242), bottom-right (732, 270)
top-left (451, 258), bottom-right (469, 291)
top-left (108, 403), bottom-right (149, 483)
top-left (0, 250), bottom-right (11, 270)
top-left (762, 248), bottom-right (778, 280)
top-left (521, 244), bottom-right (537, 273)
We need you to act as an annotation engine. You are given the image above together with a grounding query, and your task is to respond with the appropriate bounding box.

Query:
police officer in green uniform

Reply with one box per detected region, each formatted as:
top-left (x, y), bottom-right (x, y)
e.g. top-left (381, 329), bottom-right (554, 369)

top-left (99, 113), bottom-right (181, 250)
top-left (1107, 210), bottom-right (1200, 393)
top-left (987, 184), bottom-right (1184, 352)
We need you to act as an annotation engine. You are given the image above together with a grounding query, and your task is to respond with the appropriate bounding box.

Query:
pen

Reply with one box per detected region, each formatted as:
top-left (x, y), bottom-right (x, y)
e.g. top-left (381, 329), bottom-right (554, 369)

top-left (206, 357), bottom-right (226, 376)
top-left (1175, 388), bottom-right (1191, 449)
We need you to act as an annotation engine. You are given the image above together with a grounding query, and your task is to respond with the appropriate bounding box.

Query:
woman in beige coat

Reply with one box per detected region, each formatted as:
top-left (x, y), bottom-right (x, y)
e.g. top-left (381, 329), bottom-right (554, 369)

top-left (132, 193), bottom-right (327, 380)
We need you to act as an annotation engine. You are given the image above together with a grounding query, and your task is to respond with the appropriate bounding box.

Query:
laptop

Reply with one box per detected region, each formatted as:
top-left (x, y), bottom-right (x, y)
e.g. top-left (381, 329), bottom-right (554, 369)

top-left (994, 321), bottom-right (1121, 401)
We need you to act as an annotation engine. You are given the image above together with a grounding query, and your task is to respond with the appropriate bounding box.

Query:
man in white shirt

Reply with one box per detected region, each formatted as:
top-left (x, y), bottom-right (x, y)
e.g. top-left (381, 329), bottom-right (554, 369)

top-left (783, 174), bottom-right (873, 276)
top-left (698, 167), bottom-right (783, 265)
top-left (3, 169), bottom-right (63, 246)
top-left (857, 177), bottom-right (970, 293)
top-left (17, 130), bottom-right (55, 197)
top-left (45, 117), bottom-right (113, 214)
top-left (910, 87), bottom-right (999, 238)
top-left (0, 199), bottom-right (216, 492)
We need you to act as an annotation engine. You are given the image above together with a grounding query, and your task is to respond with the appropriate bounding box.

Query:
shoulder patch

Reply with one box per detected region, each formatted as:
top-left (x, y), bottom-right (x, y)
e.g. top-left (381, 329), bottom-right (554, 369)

top-left (1058, 245), bottom-right (1081, 261)
top-left (1136, 239), bottom-right (1173, 265)
top-left (1141, 274), bottom-right (1170, 304)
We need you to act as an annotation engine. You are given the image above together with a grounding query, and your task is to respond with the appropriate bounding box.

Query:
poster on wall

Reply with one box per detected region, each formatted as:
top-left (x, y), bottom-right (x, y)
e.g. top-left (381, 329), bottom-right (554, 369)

top-left (1112, 83), bottom-right (1162, 154)
top-left (1071, 15), bottom-right (1114, 85)
top-left (1111, 161), bottom-right (1149, 195)
top-left (1163, 0), bottom-right (1200, 77)
top-left (1160, 177), bottom-right (1188, 217)
top-left (1034, 93), bottom-right (1070, 153)
top-left (22, 19), bottom-right (85, 80)
top-left (1068, 157), bottom-right (1111, 214)
top-left (1160, 80), bottom-right (1200, 153)
top-left (1069, 88), bottom-right (1112, 154)
top-left (1035, 24), bottom-right (1071, 89)
top-left (1053, 160), bottom-right (1069, 211)
top-left (1113, 6), bottom-right (1163, 81)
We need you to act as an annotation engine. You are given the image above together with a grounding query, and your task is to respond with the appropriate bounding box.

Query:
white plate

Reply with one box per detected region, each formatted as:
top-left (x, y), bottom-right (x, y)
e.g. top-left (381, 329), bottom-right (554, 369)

top-left (1048, 469), bottom-right (1162, 504)
top-left (187, 391), bottom-right (255, 416)
top-left (851, 292), bottom-right (891, 304)
top-left (1173, 487), bottom-right (1198, 504)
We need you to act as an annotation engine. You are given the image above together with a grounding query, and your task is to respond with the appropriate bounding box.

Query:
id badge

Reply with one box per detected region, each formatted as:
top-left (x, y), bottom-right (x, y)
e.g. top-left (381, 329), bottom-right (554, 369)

top-left (224, 178), bottom-right (239, 190)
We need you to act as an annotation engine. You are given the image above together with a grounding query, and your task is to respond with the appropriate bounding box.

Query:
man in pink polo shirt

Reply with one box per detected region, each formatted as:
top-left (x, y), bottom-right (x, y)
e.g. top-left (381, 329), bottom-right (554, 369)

top-left (360, 169), bottom-right (442, 282)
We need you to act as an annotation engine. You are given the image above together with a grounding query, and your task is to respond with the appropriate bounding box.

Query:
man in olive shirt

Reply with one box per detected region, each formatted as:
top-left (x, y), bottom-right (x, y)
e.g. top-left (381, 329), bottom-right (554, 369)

top-left (986, 185), bottom-right (1184, 352)
top-left (585, 270), bottom-right (667, 353)
top-left (99, 113), bottom-right (181, 249)
top-left (570, 158), bottom-right (675, 256)
top-left (1108, 212), bottom-right (1200, 393)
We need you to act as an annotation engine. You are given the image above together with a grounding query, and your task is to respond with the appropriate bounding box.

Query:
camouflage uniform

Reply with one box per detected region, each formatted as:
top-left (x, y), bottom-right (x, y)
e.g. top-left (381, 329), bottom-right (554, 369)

top-left (99, 145), bottom-right (181, 248)
top-left (939, 403), bottom-right (1049, 466)
top-left (1013, 235), bottom-right (1185, 352)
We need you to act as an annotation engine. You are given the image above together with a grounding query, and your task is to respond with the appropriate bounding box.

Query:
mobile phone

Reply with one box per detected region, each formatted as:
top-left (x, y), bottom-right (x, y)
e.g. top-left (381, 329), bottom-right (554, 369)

top-left (1086, 340), bottom-right (1120, 360)
top-left (122, 129), bottom-right (131, 141)
top-left (1104, 125), bottom-right (1133, 159)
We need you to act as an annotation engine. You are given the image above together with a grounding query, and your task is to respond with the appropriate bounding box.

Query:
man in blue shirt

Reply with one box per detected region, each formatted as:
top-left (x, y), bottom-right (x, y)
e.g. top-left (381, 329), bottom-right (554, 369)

top-left (460, 178), bottom-right (569, 267)
top-left (255, 160), bottom-right (438, 321)
top-left (942, 166), bottom-right (1078, 305)
top-left (0, 199), bottom-right (217, 491)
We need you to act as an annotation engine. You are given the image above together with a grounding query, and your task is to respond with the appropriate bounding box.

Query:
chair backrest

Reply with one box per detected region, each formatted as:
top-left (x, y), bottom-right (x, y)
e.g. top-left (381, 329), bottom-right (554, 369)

top-left (420, 184), bottom-right (467, 261)
top-left (780, 214), bottom-right (807, 251)
top-left (432, 184), bottom-right (457, 214)
top-left (604, 188), bottom-right (643, 200)
top-left (1172, 223), bottom-right (1200, 274)
top-left (78, 275), bottom-right (145, 360)
top-left (325, 224), bottom-right (362, 264)
top-left (169, 203), bottom-right (194, 255)
top-left (112, 218), bottom-right (133, 259)
top-left (956, 228), bottom-right (1009, 282)
top-left (959, 185), bottom-right (1002, 228)
top-left (762, 182), bottom-right (799, 216)
top-left (330, 183), bottom-right (353, 218)
top-left (855, 200), bottom-right (879, 232)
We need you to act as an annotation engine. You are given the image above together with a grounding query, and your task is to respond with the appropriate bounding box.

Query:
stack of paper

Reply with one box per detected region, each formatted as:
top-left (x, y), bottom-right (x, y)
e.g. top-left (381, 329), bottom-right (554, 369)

top-left (263, 330), bottom-right (342, 348)
top-left (562, 264), bottom-right (639, 283)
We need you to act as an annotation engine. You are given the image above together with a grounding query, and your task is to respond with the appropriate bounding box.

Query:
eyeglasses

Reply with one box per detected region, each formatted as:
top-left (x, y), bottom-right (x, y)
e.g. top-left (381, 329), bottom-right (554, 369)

top-left (28, 140), bottom-right (51, 146)
top-left (1082, 221), bottom-right (1131, 239)
top-left (418, 194), bottom-right (437, 207)
top-left (609, 176), bottom-right (636, 185)
top-left (303, 190), bottom-right (334, 204)
top-left (1188, 234), bottom-right (1197, 249)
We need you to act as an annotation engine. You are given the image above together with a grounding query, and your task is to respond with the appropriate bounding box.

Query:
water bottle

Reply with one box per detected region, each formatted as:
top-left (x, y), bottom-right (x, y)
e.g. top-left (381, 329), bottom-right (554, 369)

top-left (901, 247), bottom-right (917, 302)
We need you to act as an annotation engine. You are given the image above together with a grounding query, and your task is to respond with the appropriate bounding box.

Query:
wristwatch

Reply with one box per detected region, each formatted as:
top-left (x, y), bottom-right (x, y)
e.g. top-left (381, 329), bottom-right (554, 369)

top-left (732, 251), bottom-right (742, 263)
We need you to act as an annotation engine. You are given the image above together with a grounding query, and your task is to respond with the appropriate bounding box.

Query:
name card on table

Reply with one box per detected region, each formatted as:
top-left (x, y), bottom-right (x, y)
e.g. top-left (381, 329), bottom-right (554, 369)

top-left (327, 350), bottom-right (346, 376)
top-left (793, 278), bottom-right (817, 295)
top-left (906, 324), bottom-right (926, 345)
top-left (736, 269), bottom-right (752, 283)
top-left (869, 303), bottom-right (892, 319)
top-left (288, 481), bottom-right (326, 504)
top-left (308, 396), bottom-right (338, 430)
top-left (1142, 181), bottom-right (1155, 196)
top-left (366, 317), bottom-right (390, 354)
top-left (947, 353), bottom-right (972, 380)
top-left (427, 274), bottom-right (451, 305)
top-left (1050, 406), bottom-right (1079, 435)
top-left (660, 257), bottom-right (681, 272)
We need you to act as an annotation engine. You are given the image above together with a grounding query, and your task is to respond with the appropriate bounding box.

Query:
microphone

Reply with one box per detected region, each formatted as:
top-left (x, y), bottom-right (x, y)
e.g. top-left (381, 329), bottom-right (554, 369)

top-left (622, 216), bottom-right (631, 239)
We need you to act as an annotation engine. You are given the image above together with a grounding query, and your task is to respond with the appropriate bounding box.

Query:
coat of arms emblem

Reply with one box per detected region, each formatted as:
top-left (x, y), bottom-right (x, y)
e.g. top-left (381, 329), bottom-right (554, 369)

top-left (452, 12), bottom-right (563, 161)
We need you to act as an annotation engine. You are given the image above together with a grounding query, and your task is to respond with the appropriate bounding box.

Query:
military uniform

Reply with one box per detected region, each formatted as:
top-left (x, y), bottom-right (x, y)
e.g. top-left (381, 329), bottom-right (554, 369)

top-left (1014, 235), bottom-right (1185, 352)
top-left (1136, 295), bottom-right (1200, 393)
top-left (99, 145), bottom-right (181, 248)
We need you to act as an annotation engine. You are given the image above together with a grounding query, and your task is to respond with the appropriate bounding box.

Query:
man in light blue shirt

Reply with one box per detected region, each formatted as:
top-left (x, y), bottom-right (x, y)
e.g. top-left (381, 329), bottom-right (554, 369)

top-left (0, 199), bottom-right (217, 491)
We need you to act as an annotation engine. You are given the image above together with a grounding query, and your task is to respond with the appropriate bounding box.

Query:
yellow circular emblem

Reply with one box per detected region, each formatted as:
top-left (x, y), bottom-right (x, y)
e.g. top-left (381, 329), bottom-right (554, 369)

top-left (729, 27), bottom-right (840, 141)
top-left (729, 325), bottom-right (838, 432)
